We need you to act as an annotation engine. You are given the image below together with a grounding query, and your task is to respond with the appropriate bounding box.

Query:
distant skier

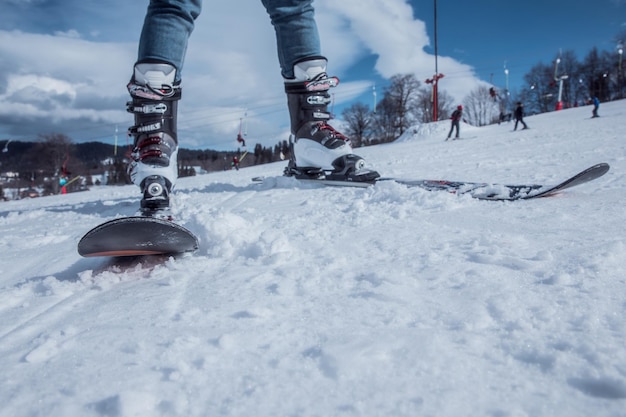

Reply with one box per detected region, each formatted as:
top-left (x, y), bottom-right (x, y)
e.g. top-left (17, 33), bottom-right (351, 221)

top-left (514, 102), bottom-right (528, 130)
top-left (591, 96), bottom-right (600, 118)
top-left (446, 105), bottom-right (463, 140)
top-left (59, 176), bottom-right (68, 194)
top-left (236, 133), bottom-right (246, 147)
top-left (489, 87), bottom-right (497, 101)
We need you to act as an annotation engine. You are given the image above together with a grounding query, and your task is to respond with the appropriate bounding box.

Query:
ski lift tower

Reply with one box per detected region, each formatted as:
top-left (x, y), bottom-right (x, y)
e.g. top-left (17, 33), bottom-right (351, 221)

top-left (2, 139), bottom-right (11, 153)
top-left (618, 44), bottom-right (624, 99)
top-left (425, 0), bottom-right (444, 122)
top-left (554, 56), bottom-right (568, 110)
top-left (425, 74), bottom-right (444, 121)
top-left (504, 63), bottom-right (510, 96)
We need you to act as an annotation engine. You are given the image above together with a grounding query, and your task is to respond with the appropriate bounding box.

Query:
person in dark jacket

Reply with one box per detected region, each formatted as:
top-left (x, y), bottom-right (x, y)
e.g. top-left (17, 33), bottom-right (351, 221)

top-left (591, 96), bottom-right (600, 118)
top-left (446, 105), bottom-right (463, 140)
top-left (514, 102), bottom-right (528, 130)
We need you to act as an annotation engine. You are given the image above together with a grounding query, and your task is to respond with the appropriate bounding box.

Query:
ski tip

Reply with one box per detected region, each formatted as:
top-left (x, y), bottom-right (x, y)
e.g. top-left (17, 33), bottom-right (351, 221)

top-left (583, 162), bottom-right (610, 179)
top-left (594, 162), bottom-right (610, 172)
top-left (77, 216), bottom-right (199, 258)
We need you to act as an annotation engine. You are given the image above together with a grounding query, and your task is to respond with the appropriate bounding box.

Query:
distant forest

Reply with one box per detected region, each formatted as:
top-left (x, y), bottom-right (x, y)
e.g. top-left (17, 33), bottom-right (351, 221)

top-left (0, 135), bottom-right (290, 198)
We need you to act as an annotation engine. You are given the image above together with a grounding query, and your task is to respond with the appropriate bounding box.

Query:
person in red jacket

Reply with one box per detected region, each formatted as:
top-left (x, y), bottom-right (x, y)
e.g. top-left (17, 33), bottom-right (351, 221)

top-left (446, 105), bottom-right (463, 140)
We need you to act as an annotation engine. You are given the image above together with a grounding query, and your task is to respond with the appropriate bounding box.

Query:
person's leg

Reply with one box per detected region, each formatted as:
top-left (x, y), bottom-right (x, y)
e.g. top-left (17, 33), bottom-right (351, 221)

top-left (138, 0), bottom-right (202, 80)
top-left (262, 0), bottom-right (379, 181)
top-left (127, 0), bottom-right (202, 211)
top-left (261, 0), bottom-right (320, 78)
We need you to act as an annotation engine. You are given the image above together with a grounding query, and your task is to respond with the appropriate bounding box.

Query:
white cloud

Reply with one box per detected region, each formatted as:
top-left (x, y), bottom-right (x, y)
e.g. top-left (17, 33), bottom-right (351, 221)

top-left (5, 74), bottom-right (76, 98)
top-left (0, 30), bottom-right (132, 138)
top-left (320, 0), bottom-right (430, 75)
top-left (53, 29), bottom-right (82, 39)
top-left (319, 0), bottom-right (481, 102)
top-left (0, 30), bottom-right (133, 93)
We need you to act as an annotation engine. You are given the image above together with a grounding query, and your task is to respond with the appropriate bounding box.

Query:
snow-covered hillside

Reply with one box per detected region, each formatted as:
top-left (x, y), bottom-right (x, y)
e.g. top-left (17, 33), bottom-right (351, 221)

top-left (1, 100), bottom-right (625, 417)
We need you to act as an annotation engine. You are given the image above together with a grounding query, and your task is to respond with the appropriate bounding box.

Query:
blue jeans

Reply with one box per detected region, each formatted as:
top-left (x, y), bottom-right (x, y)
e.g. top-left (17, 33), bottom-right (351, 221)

top-left (138, 0), bottom-right (321, 81)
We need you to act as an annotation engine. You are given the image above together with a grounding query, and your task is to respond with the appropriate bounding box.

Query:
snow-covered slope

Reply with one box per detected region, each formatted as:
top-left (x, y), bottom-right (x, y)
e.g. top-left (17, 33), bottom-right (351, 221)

top-left (1, 100), bottom-right (625, 417)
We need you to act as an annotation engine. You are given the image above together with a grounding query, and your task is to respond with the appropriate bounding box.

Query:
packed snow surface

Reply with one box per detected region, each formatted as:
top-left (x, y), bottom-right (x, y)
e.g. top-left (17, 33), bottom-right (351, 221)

top-left (1, 101), bottom-right (625, 417)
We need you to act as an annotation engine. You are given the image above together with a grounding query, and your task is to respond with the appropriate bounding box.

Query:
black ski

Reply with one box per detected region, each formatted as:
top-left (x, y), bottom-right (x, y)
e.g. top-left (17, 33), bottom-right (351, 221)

top-left (253, 163), bottom-right (610, 201)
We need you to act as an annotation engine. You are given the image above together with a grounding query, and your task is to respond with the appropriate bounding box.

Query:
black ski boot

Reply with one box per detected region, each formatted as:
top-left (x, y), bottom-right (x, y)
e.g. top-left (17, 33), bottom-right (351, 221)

top-left (283, 57), bottom-right (379, 182)
top-left (126, 62), bottom-right (180, 214)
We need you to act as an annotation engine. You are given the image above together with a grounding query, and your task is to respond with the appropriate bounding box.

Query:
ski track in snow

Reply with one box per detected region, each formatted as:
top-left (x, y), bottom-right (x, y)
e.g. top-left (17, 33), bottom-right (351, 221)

top-left (1, 101), bottom-right (625, 416)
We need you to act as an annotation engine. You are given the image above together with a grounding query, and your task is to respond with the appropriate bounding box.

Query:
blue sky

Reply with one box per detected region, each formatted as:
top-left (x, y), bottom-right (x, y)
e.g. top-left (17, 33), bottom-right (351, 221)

top-left (0, 0), bottom-right (624, 151)
top-left (417, 0), bottom-right (626, 91)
